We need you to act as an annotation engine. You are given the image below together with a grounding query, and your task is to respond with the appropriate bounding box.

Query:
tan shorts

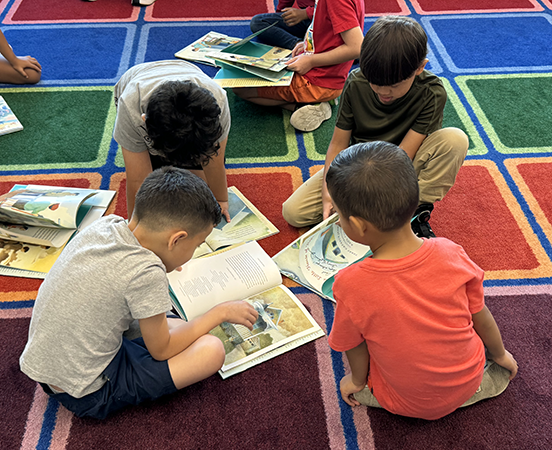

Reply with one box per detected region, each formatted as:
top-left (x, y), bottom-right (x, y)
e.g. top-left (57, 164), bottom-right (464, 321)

top-left (256, 73), bottom-right (342, 104)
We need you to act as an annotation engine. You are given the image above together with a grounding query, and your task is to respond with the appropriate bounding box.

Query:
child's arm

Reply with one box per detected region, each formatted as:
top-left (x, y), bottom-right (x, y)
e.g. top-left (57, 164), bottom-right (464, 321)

top-left (472, 305), bottom-right (518, 380)
top-left (286, 26), bottom-right (363, 75)
top-left (0, 30), bottom-right (41, 80)
top-left (321, 127), bottom-right (352, 219)
top-left (340, 341), bottom-right (370, 406)
top-left (399, 129), bottom-right (427, 160)
top-left (201, 137), bottom-right (230, 222)
top-left (122, 147), bottom-right (154, 218)
top-left (139, 300), bottom-right (258, 362)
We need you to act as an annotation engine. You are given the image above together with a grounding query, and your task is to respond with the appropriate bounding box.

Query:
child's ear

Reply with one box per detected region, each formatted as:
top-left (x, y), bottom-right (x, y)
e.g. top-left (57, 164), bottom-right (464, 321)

top-left (416, 58), bottom-right (429, 75)
top-left (168, 230), bottom-right (188, 250)
top-left (349, 216), bottom-right (368, 236)
top-left (141, 113), bottom-right (146, 122)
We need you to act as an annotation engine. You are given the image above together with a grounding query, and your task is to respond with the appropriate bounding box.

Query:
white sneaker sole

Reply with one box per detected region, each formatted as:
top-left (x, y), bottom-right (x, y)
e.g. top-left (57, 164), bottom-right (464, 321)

top-left (289, 102), bottom-right (332, 132)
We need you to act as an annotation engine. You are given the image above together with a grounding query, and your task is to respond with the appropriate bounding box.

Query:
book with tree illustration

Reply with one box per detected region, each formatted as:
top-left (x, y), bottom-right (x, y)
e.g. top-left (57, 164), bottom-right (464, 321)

top-left (193, 186), bottom-right (279, 258)
top-left (272, 214), bottom-right (372, 301)
top-left (0, 184), bottom-right (115, 278)
top-left (168, 241), bottom-right (324, 378)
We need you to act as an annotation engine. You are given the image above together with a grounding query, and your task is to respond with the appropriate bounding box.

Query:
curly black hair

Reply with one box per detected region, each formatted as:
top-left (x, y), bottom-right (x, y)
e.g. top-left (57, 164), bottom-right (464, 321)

top-left (145, 81), bottom-right (223, 167)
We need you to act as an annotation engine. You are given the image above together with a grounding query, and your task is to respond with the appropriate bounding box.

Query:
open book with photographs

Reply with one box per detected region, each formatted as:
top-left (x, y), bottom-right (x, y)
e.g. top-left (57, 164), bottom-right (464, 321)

top-left (168, 241), bottom-right (324, 379)
top-left (193, 186), bottom-right (279, 258)
top-left (0, 184), bottom-right (115, 278)
top-left (175, 24), bottom-right (294, 86)
top-left (273, 214), bottom-right (372, 301)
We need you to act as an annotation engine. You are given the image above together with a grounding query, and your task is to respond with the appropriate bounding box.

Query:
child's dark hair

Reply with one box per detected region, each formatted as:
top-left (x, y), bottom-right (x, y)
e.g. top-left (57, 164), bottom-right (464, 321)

top-left (145, 81), bottom-right (223, 167)
top-left (326, 141), bottom-right (419, 232)
top-left (360, 16), bottom-right (428, 86)
top-left (133, 167), bottom-right (221, 235)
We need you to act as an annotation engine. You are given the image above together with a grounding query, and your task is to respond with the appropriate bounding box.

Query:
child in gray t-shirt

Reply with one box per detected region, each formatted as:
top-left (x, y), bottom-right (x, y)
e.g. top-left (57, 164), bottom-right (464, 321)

top-left (20, 167), bottom-right (258, 419)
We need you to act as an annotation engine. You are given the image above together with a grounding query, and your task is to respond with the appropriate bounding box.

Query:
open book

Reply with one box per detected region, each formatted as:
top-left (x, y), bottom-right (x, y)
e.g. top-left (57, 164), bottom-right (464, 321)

top-left (193, 186), bottom-right (278, 258)
top-left (168, 241), bottom-right (324, 378)
top-left (273, 214), bottom-right (372, 301)
top-left (0, 96), bottom-right (23, 136)
top-left (0, 184), bottom-right (115, 278)
top-left (174, 31), bottom-right (242, 67)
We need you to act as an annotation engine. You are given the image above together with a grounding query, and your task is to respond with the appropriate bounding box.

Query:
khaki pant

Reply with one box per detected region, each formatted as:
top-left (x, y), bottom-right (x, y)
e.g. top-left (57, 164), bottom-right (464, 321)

top-left (282, 128), bottom-right (469, 228)
top-left (353, 361), bottom-right (511, 412)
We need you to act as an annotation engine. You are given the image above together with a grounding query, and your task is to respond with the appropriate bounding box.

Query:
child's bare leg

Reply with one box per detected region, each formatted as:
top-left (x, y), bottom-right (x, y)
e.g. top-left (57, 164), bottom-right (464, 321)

top-left (168, 334), bottom-right (225, 389)
top-left (233, 87), bottom-right (296, 111)
top-left (0, 57), bottom-right (40, 84)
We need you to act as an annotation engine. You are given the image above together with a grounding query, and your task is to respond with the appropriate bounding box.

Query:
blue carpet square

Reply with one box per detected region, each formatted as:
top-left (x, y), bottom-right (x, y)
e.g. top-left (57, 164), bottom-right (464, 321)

top-left (1, 25), bottom-right (135, 84)
top-left (423, 14), bottom-right (552, 73)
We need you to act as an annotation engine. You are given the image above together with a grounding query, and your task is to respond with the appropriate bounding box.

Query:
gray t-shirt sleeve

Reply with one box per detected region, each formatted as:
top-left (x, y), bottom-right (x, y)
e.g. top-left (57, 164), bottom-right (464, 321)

top-left (113, 96), bottom-right (149, 153)
top-left (126, 264), bottom-right (172, 320)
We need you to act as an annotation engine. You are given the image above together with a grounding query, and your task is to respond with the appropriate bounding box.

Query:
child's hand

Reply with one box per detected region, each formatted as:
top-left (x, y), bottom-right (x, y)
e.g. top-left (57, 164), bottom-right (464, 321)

top-left (11, 55), bottom-right (41, 79)
top-left (218, 201), bottom-right (231, 223)
top-left (281, 8), bottom-right (308, 27)
top-left (491, 349), bottom-right (518, 380)
top-left (215, 301), bottom-right (259, 330)
top-left (340, 374), bottom-right (366, 407)
top-left (291, 42), bottom-right (305, 58)
top-left (286, 53), bottom-right (313, 76)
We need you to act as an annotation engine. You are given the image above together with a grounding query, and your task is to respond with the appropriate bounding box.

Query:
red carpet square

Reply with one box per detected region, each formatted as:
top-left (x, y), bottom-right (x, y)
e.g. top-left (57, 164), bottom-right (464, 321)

top-left (432, 161), bottom-right (551, 279)
top-left (146, 0), bottom-right (271, 21)
top-left (4, 0), bottom-right (138, 24)
top-left (411, 0), bottom-right (543, 14)
top-left (505, 158), bottom-right (552, 245)
top-left (365, 0), bottom-right (410, 16)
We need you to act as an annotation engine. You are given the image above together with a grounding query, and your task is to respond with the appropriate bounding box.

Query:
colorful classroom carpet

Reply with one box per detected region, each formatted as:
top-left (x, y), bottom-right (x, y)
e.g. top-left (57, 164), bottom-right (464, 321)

top-left (1, 0), bottom-right (552, 449)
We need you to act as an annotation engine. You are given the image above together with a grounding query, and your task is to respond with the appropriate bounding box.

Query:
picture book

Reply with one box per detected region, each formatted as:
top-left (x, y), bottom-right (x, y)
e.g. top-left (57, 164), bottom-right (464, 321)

top-left (0, 96), bottom-right (23, 136)
top-left (213, 63), bottom-right (293, 88)
top-left (272, 214), bottom-right (372, 301)
top-left (174, 31), bottom-right (242, 67)
top-left (0, 184), bottom-right (116, 278)
top-left (192, 186), bottom-right (279, 258)
top-left (168, 241), bottom-right (325, 378)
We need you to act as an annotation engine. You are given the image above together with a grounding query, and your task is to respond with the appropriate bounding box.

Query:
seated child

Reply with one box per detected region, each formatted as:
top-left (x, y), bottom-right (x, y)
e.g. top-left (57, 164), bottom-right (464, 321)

top-left (282, 16), bottom-right (469, 238)
top-left (326, 142), bottom-right (518, 420)
top-left (20, 167), bottom-right (258, 419)
top-left (0, 30), bottom-right (41, 84)
top-left (234, 0), bottom-right (364, 133)
top-left (250, 0), bottom-right (315, 50)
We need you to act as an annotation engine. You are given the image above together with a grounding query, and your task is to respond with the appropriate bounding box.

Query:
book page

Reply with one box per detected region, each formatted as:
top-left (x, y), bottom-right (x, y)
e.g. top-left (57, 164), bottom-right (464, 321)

top-left (273, 214), bottom-right (371, 300)
top-left (175, 31), bottom-right (241, 66)
top-left (0, 187), bottom-right (96, 229)
top-left (0, 95), bottom-right (24, 136)
top-left (168, 241), bottom-right (282, 320)
top-left (209, 285), bottom-right (324, 376)
top-left (0, 222), bottom-right (74, 247)
top-left (205, 186), bottom-right (278, 251)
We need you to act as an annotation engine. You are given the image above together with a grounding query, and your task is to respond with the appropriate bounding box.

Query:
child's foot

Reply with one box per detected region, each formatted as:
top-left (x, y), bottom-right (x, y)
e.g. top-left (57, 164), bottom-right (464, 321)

top-left (290, 102), bottom-right (332, 132)
top-left (411, 203), bottom-right (436, 238)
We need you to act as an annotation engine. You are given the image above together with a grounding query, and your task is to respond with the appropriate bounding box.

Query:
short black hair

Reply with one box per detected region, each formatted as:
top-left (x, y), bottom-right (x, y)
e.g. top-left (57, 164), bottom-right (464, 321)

top-left (133, 167), bottom-right (221, 235)
top-left (326, 141), bottom-right (419, 232)
top-left (360, 16), bottom-right (428, 86)
top-left (145, 81), bottom-right (223, 167)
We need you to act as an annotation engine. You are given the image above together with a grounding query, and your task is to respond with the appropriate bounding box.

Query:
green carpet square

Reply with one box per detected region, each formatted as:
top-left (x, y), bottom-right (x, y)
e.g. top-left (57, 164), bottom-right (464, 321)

top-left (0, 87), bottom-right (115, 171)
top-left (442, 79), bottom-right (486, 156)
top-left (304, 107), bottom-right (338, 161)
top-left (457, 74), bottom-right (552, 154)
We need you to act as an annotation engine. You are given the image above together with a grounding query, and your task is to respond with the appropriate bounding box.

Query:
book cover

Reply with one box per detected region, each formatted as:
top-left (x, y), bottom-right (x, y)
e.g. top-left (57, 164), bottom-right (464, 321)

top-left (213, 64), bottom-right (293, 88)
top-left (168, 241), bottom-right (324, 378)
top-left (273, 214), bottom-right (372, 301)
top-left (0, 96), bottom-right (24, 136)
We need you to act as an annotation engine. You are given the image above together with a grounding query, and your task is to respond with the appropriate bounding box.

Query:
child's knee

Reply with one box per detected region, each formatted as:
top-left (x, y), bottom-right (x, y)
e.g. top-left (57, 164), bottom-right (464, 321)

top-left (440, 127), bottom-right (469, 158)
top-left (24, 68), bottom-right (41, 85)
top-left (196, 334), bottom-right (226, 369)
top-left (282, 196), bottom-right (312, 228)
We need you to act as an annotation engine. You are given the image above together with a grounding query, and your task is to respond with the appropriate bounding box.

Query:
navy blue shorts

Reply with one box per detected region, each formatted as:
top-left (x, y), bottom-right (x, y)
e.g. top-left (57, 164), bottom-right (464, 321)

top-left (40, 337), bottom-right (177, 419)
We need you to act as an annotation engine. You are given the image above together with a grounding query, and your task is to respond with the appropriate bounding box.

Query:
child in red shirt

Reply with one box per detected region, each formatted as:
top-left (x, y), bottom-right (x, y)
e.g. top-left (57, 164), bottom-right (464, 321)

top-left (326, 141), bottom-right (517, 420)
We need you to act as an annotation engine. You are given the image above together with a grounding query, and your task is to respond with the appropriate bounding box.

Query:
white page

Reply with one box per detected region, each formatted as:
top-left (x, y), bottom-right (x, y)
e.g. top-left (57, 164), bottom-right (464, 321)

top-left (167, 241), bottom-right (282, 320)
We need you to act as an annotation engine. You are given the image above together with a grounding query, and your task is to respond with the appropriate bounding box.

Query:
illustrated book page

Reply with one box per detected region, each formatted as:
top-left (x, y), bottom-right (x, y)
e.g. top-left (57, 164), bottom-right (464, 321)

top-left (0, 95), bottom-right (23, 136)
top-left (167, 241), bottom-right (324, 378)
top-left (273, 214), bottom-right (372, 301)
top-left (174, 31), bottom-right (241, 66)
top-left (213, 62), bottom-right (293, 88)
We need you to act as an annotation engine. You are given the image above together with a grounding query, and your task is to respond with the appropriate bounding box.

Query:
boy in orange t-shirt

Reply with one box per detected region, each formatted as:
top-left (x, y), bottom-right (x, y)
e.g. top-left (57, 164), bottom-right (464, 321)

top-left (326, 141), bottom-right (517, 420)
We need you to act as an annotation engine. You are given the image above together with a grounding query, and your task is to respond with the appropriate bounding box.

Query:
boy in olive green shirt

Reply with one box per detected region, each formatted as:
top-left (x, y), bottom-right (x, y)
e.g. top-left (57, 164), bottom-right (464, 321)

top-left (282, 16), bottom-right (469, 238)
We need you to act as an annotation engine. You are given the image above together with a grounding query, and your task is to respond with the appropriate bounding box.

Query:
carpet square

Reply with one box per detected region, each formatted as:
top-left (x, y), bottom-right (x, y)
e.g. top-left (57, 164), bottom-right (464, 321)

top-left (412, 0), bottom-right (542, 14)
top-left (432, 160), bottom-right (552, 280)
top-left (365, 0), bottom-right (411, 16)
top-left (3, 0), bottom-right (139, 24)
top-left (1, 25), bottom-right (134, 84)
top-left (456, 74), bottom-right (552, 154)
top-left (505, 158), bottom-right (552, 247)
top-left (422, 14), bottom-right (552, 73)
top-left (0, 88), bottom-right (115, 170)
top-left (145, 0), bottom-right (271, 21)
